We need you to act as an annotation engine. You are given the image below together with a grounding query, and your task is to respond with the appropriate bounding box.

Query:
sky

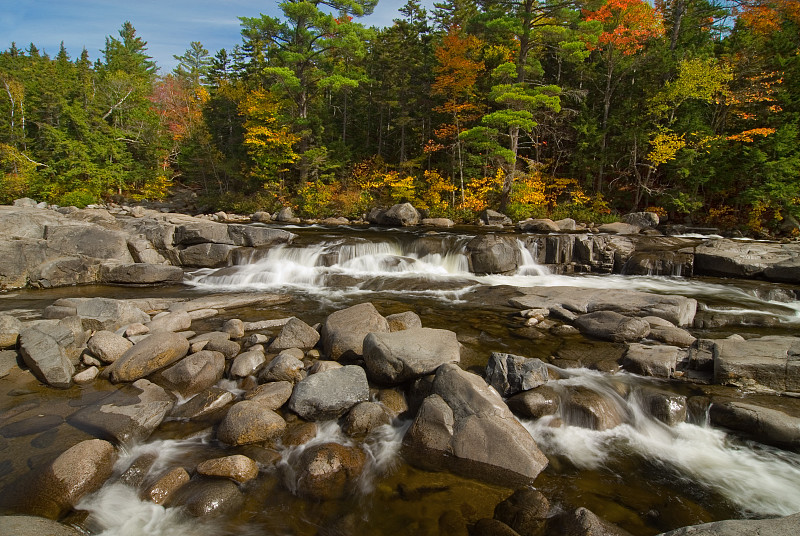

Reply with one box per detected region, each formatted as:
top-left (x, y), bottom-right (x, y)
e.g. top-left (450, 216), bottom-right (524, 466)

top-left (0, 1), bottom-right (434, 73)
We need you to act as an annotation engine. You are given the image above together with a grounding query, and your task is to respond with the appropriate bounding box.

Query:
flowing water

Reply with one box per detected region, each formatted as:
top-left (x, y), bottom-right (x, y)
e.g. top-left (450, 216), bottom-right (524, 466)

top-left (2, 224), bottom-right (800, 535)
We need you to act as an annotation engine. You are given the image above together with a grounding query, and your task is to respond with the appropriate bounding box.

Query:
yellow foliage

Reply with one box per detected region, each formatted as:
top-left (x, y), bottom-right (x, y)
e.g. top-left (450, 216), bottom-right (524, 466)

top-left (644, 205), bottom-right (668, 217)
top-left (460, 169), bottom-right (504, 212)
top-left (422, 170), bottom-right (456, 211)
top-left (129, 174), bottom-right (173, 201)
top-left (649, 130), bottom-right (687, 166)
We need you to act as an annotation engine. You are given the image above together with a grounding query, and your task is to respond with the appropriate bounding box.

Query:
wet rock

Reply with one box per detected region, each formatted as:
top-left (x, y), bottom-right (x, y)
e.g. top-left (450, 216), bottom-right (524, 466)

top-left (466, 234), bottom-right (523, 275)
top-left (342, 401), bottom-right (392, 437)
top-left (712, 336), bottom-right (800, 392)
top-left (564, 386), bottom-right (625, 430)
top-left (708, 400), bottom-right (800, 448)
top-left (376, 388), bottom-right (408, 417)
top-left (169, 293), bottom-right (290, 313)
top-left (321, 302), bottom-right (389, 360)
top-left (178, 243), bottom-right (238, 267)
top-left (623, 212), bottom-right (659, 229)
top-left (87, 330), bottom-right (132, 363)
top-left (169, 387), bottom-right (235, 421)
top-left (100, 263), bottom-right (183, 285)
top-left (0, 315), bottom-right (22, 348)
top-left (282, 420), bottom-right (318, 446)
top-left (119, 452), bottom-right (158, 487)
top-left (511, 287), bottom-right (697, 326)
top-left (19, 326), bottom-right (74, 388)
top-left (622, 344), bottom-right (683, 378)
top-left (294, 442), bottom-right (367, 501)
top-left (694, 239), bottom-right (792, 279)
top-left (637, 388), bottom-right (687, 426)
top-left (549, 507), bottom-right (633, 536)
top-left (386, 311), bottom-right (422, 332)
top-left (259, 350), bottom-right (306, 383)
top-left (222, 318), bottom-right (245, 338)
top-left (403, 364), bottom-right (548, 487)
top-left (656, 512), bottom-right (800, 536)
top-left (287, 365), bottom-right (369, 420)
top-left (494, 488), bottom-right (550, 536)
top-left (472, 518), bottom-right (522, 536)
top-left (145, 311), bottom-right (192, 333)
top-left (178, 478), bottom-right (244, 518)
top-left (243, 381), bottom-right (293, 410)
top-left (0, 515), bottom-right (84, 536)
top-left (268, 317), bottom-right (320, 351)
top-left (230, 348), bottom-right (266, 378)
top-left (217, 401), bottom-right (286, 445)
top-left (202, 338), bottom-right (241, 359)
top-left (173, 221), bottom-right (231, 245)
top-left (506, 385), bottom-right (561, 420)
top-left (68, 379), bottom-right (174, 444)
top-left (108, 331), bottom-right (190, 383)
top-left (481, 209), bottom-right (512, 227)
top-left (363, 327), bottom-right (460, 385)
top-left (142, 467), bottom-right (190, 505)
top-left (519, 218), bottom-right (560, 233)
top-left (622, 251), bottom-right (694, 277)
top-left (485, 353), bottom-right (550, 397)
top-left (575, 312), bottom-right (650, 343)
top-left (0, 414), bottom-right (63, 438)
top-left (0, 439), bottom-right (115, 519)
top-left (196, 454), bottom-right (258, 483)
top-left (159, 350), bottom-right (225, 398)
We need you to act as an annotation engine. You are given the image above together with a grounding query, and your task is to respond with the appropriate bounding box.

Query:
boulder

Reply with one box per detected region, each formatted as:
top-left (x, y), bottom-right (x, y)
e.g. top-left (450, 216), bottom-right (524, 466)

top-left (227, 225), bottom-right (295, 247)
top-left (203, 338), bottom-right (241, 359)
top-left (0, 238), bottom-right (49, 290)
top-left (708, 400), bottom-right (800, 448)
top-left (178, 243), bottom-right (238, 267)
top-left (159, 350), bottom-right (225, 398)
top-left (342, 401), bottom-right (392, 437)
top-left (637, 388), bottom-right (687, 426)
top-left (466, 234), bottom-right (522, 275)
top-left (18, 326), bottom-right (75, 388)
top-left (623, 212), bottom-right (659, 229)
top-left (622, 343), bottom-right (683, 378)
top-left (622, 251), bottom-right (694, 277)
top-left (108, 331), bottom-right (190, 383)
top-left (657, 513), bottom-right (800, 536)
top-left (0, 516), bottom-right (84, 536)
top-left (363, 327), bottom-right (460, 385)
top-left (196, 454), bottom-right (259, 483)
top-left (519, 218), bottom-right (560, 233)
top-left (141, 467), bottom-right (190, 505)
top-left (485, 352), bottom-right (550, 397)
top-left (549, 507), bottom-right (633, 536)
top-left (176, 478), bottom-right (244, 518)
top-left (28, 256), bottom-right (101, 288)
top-left (287, 365), bottom-right (370, 420)
top-left (575, 311), bottom-right (650, 343)
top-left (494, 488), bottom-right (550, 536)
top-left (402, 364), bottom-right (548, 487)
top-left (0, 439), bottom-right (116, 519)
top-left (230, 348), bottom-right (266, 378)
top-left (712, 336), bottom-right (800, 392)
top-left (294, 443), bottom-right (367, 501)
top-left (275, 206), bottom-right (298, 223)
top-left (321, 302), bottom-right (389, 360)
top-left (564, 386), bottom-right (626, 430)
top-left (506, 385), bottom-right (561, 419)
top-left (0, 350), bottom-right (19, 378)
top-left (100, 263), bottom-right (183, 285)
top-left (695, 239), bottom-right (793, 279)
top-left (259, 350), bottom-right (306, 383)
top-left (170, 293), bottom-right (290, 313)
top-left (385, 311), bottom-right (423, 332)
top-left (481, 209), bottom-right (512, 227)
top-left (72, 298), bottom-right (151, 332)
top-left (555, 218), bottom-right (578, 231)
top-left (87, 330), bottom-right (132, 363)
top-left (74, 366), bottom-right (99, 383)
top-left (173, 221), bottom-right (232, 245)
top-left (644, 317), bottom-right (696, 348)
top-left (421, 218), bottom-right (454, 228)
top-left (222, 318), bottom-right (245, 338)
top-left (45, 224), bottom-right (134, 262)
top-left (145, 311), bottom-right (192, 333)
top-left (68, 379), bottom-right (174, 444)
top-left (381, 203), bottom-right (421, 227)
top-left (217, 401), bottom-right (287, 445)
top-left (169, 387), bottom-right (235, 421)
top-left (269, 317), bottom-right (320, 351)
top-left (598, 222), bottom-right (642, 235)
top-left (243, 381), bottom-right (293, 410)
top-left (0, 314), bottom-right (22, 348)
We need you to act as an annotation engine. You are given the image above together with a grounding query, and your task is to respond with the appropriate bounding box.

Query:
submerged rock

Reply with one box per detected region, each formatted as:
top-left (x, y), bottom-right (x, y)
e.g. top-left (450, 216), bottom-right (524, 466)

top-left (294, 442), bottom-right (367, 501)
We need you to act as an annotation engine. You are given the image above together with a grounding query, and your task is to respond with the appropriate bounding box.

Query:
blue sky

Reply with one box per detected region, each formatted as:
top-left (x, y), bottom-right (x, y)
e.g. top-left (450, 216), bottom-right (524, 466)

top-left (1, 1), bottom-right (434, 73)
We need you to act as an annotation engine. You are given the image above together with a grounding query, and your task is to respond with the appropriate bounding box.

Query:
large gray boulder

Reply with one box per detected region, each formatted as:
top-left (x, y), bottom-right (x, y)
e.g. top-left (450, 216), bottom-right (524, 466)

top-left (622, 343), bottom-right (684, 378)
top-left (657, 513), bottom-right (800, 536)
top-left (598, 222), bottom-right (642, 235)
top-left (259, 349), bottom-right (306, 383)
top-left (466, 234), bottom-right (522, 275)
top-left (108, 331), bottom-right (190, 383)
top-left (518, 218), bottom-right (560, 233)
top-left (321, 302), bottom-right (389, 360)
top-left (712, 336), bottom-right (800, 392)
top-left (71, 297), bottom-right (151, 332)
top-left (575, 311), bottom-right (650, 343)
top-left (481, 209), bottom-right (512, 227)
top-left (485, 352), bottom-right (550, 397)
top-left (19, 326), bottom-right (75, 388)
top-left (100, 263), bottom-right (183, 285)
top-left (67, 379), bottom-right (174, 444)
top-left (623, 211), bottom-right (659, 229)
top-left (0, 439), bottom-right (116, 520)
top-left (159, 350), bottom-right (225, 397)
top-left (382, 203), bottom-right (421, 227)
top-left (694, 239), bottom-right (799, 280)
top-left (178, 243), bottom-right (238, 267)
top-left (708, 400), bottom-right (800, 448)
top-left (227, 225), bottom-right (295, 247)
top-left (173, 221), bottom-right (232, 246)
top-left (145, 310), bottom-right (192, 333)
top-left (28, 256), bottom-right (100, 288)
top-left (45, 224), bottom-right (134, 262)
top-left (87, 330), bottom-right (133, 363)
top-left (402, 364), bottom-right (548, 486)
top-left (287, 365), bottom-right (370, 420)
top-left (363, 327), bottom-right (460, 385)
top-left (169, 387), bottom-right (235, 421)
top-left (268, 317), bottom-right (320, 351)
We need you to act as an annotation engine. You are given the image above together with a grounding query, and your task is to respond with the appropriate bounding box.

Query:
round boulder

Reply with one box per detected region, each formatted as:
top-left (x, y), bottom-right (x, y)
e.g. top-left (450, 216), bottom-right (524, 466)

top-left (196, 454), bottom-right (259, 483)
top-left (295, 443), bottom-right (367, 501)
top-left (217, 401), bottom-right (286, 445)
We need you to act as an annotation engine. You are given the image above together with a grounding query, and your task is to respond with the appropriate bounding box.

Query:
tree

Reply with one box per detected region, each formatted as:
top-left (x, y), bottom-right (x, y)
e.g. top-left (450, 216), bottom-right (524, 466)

top-left (173, 41), bottom-right (212, 87)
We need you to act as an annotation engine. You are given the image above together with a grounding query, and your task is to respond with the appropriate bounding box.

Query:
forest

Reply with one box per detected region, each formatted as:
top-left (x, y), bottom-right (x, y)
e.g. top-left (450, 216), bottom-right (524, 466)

top-left (0, 0), bottom-right (799, 234)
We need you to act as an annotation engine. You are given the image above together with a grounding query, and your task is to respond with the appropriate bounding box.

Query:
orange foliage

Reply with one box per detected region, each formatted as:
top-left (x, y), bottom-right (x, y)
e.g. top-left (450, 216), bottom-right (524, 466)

top-left (735, 1), bottom-right (800, 36)
top-left (584, 0), bottom-right (665, 56)
top-left (726, 128), bottom-right (776, 142)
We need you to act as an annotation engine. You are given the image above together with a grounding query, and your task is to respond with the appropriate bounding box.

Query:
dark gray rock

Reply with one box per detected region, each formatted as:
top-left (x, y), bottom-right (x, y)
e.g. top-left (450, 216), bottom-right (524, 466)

top-left (564, 386), bottom-right (626, 430)
top-left (549, 507), bottom-right (633, 536)
top-left (481, 209), bottom-right (512, 227)
top-left (575, 311), bottom-right (650, 343)
top-left (203, 338), bottom-right (241, 359)
top-left (623, 212), bottom-right (659, 229)
top-left (506, 385), bottom-right (561, 419)
top-left (275, 206), bottom-right (298, 223)
top-left (227, 225), bottom-right (295, 247)
top-left (100, 263), bottom-right (183, 285)
top-left (0, 350), bottom-right (19, 378)
top-left (708, 400), bottom-right (800, 448)
top-left (173, 221), bottom-right (232, 246)
top-left (363, 327), bottom-right (460, 385)
top-left (321, 302), bottom-right (389, 360)
top-left (19, 326), bottom-right (74, 388)
top-left (259, 350), bottom-right (306, 383)
top-left (644, 317), bottom-right (696, 348)
top-left (402, 364), bottom-right (548, 487)
top-left (159, 351), bottom-right (225, 398)
top-left (467, 234), bottom-right (523, 275)
top-left (598, 222), bottom-right (642, 235)
top-left (380, 203), bottom-right (421, 226)
top-left (494, 488), bottom-right (550, 536)
top-left (518, 218), bottom-right (560, 233)
top-left (108, 331), bottom-right (190, 383)
top-left (68, 379), bottom-right (174, 444)
top-left (169, 387), bottom-right (235, 421)
top-left (243, 381), bottom-right (293, 410)
top-left (268, 317), bottom-right (320, 351)
top-left (622, 343), bottom-right (683, 378)
top-left (622, 251), bottom-right (694, 277)
top-left (230, 348), bottom-right (266, 378)
top-left (342, 401), bottom-right (392, 437)
top-left (485, 352), bottom-right (550, 397)
top-left (287, 365), bottom-right (369, 420)
top-left (45, 224), bottom-right (134, 262)
top-left (71, 297), bottom-right (150, 332)
top-left (694, 239), bottom-right (795, 279)
top-left (178, 243), bottom-right (238, 267)
top-left (177, 478), bottom-right (244, 518)
top-left (637, 387), bottom-right (687, 426)
top-left (294, 442), bottom-right (367, 501)
top-left (28, 256), bottom-right (100, 288)
top-left (145, 311), bottom-right (192, 333)
top-left (712, 336), bottom-right (800, 392)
